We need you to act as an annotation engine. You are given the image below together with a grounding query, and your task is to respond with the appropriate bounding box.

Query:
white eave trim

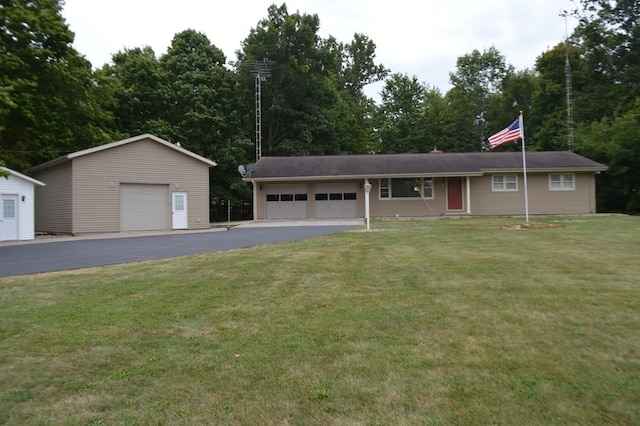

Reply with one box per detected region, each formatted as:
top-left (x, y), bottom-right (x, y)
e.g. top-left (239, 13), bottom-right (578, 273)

top-left (243, 171), bottom-right (484, 182)
top-left (28, 133), bottom-right (217, 173)
top-left (481, 166), bottom-right (608, 173)
top-left (1, 167), bottom-right (46, 186)
top-left (68, 133), bottom-right (217, 167)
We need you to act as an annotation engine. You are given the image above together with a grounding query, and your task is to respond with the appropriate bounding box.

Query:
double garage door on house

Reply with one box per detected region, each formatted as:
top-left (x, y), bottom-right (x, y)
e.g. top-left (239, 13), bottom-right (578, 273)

top-left (265, 183), bottom-right (357, 219)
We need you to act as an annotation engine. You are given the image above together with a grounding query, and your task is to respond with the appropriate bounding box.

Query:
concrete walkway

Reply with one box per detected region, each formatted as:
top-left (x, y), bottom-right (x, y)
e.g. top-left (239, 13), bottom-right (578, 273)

top-left (236, 218), bottom-right (364, 228)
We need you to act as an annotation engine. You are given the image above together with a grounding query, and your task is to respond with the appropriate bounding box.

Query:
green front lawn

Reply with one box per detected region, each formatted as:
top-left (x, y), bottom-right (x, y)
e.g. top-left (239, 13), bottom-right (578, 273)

top-left (1, 216), bottom-right (639, 425)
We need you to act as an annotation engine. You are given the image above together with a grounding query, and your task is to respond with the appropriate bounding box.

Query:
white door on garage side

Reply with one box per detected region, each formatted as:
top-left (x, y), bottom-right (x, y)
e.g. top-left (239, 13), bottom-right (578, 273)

top-left (120, 184), bottom-right (170, 231)
top-left (172, 192), bottom-right (188, 229)
top-left (265, 184), bottom-right (309, 219)
top-left (1, 194), bottom-right (19, 241)
top-left (314, 184), bottom-right (358, 218)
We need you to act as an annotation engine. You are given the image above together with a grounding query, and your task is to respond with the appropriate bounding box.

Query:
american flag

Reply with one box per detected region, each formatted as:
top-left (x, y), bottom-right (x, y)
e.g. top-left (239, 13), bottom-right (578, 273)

top-left (488, 117), bottom-right (522, 148)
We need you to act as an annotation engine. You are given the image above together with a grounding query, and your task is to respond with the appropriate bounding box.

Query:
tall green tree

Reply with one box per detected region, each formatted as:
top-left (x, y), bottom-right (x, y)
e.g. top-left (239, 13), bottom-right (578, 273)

top-left (375, 73), bottom-right (430, 153)
top-left (237, 4), bottom-right (386, 157)
top-left (160, 29), bottom-right (251, 203)
top-left (102, 46), bottom-right (171, 137)
top-left (567, 0), bottom-right (640, 213)
top-left (494, 69), bottom-right (535, 132)
top-left (237, 4), bottom-right (339, 156)
top-left (529, 43), bottom-right (587, 151)
top-left (576, 99), bottom-right (640, 213)
top-left (574, 0), bottom-right (640, 117)
top-left (334, 33), bottom-right (388, 154)
top-left (446, 47), bottom-right (514, 151)
top-left (0, 0), bottom-right (115, 169)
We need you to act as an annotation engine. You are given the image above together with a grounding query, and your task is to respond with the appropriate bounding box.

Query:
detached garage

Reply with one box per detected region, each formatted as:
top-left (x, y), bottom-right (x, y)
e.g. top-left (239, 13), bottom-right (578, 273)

top-left (0, 167), bottom-right (45, 241)
top-left (28, 134), bottom-right (216, 235)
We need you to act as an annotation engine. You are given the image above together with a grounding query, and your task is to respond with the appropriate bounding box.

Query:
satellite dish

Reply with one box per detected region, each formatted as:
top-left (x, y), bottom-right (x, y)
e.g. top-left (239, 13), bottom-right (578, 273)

top-left (238, 164), bottom-right (247, 177)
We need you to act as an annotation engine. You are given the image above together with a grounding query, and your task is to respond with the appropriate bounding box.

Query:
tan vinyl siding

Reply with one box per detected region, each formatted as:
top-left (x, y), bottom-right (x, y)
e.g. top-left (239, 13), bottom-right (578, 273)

top-left (71, 138), bottom-right (210, 233)
top-left (369, 177), bottom-right (448, 218)
top-left (32, 162), bottom-right (73, 234)
top-left (253, 173), bottom-right (598, 219)
top-left (254, 178), bottom-right (450, 220)
top-left (469, 173), bottom-right (597, 215)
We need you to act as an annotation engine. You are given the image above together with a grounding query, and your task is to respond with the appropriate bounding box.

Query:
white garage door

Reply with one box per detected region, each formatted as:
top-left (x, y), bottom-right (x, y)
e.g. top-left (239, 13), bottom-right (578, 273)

top-left (265, 184), bottom-right (309, 219)
top-left (315, 184), bottom-right (358, 218)
top-left (120, 184), bottom-right (170, 231)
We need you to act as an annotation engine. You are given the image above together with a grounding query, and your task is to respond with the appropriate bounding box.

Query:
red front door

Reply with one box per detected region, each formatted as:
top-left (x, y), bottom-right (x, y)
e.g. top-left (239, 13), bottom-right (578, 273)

top-left (447, 177), bottom-right (463, 210)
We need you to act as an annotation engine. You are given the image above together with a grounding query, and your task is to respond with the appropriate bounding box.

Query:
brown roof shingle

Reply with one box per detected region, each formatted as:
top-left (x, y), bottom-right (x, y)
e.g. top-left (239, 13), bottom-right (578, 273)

top-left (246, 151), bottom-right (607, 180)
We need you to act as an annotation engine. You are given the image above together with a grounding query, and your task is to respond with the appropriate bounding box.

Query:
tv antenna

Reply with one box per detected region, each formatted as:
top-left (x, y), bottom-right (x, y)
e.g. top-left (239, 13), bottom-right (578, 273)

top-left (560, 10), bottom-right (574, 151)
top-left (249, 59), bottom-right (274, 161)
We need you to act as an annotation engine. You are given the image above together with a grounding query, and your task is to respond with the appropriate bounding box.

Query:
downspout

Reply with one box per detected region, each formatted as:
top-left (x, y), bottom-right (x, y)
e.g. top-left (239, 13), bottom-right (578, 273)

top-left (466, 177), bottom-right (471, 214)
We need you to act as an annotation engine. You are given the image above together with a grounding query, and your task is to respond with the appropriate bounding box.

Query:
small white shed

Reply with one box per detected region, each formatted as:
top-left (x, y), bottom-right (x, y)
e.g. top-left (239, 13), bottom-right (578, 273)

top-left (0, 167), bottom-right (46, 242)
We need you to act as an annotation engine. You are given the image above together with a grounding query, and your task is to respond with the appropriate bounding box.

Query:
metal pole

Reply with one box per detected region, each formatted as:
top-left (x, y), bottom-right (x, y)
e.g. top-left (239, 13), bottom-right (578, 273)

top-left (255, 74), bottom-right (262, 160)
top-left (560, 11), bottom-right (575, 151)
top-left (520, 113), bottom-right (530, 224)
top-left (249, 59), bottom-right (274, 161)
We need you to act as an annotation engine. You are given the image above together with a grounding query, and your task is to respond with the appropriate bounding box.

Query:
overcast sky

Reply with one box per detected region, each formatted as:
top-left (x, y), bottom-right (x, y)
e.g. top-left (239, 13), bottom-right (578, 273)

top-left (62, 0), bottom-right (578, 98)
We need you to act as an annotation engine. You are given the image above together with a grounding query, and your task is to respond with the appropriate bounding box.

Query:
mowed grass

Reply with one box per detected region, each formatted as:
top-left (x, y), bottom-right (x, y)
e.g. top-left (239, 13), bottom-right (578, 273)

top-left (1, 216), bottom-right (639, 425)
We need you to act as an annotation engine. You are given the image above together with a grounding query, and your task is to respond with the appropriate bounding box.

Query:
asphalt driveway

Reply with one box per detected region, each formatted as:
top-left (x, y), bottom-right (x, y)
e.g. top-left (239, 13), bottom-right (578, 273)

top-left (0, 224), bottom-right (359, 277)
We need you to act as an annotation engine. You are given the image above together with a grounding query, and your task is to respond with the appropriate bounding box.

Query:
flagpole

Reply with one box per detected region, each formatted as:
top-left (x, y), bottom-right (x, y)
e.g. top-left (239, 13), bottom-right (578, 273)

top-left (520, 112), bottom-right (530, 224)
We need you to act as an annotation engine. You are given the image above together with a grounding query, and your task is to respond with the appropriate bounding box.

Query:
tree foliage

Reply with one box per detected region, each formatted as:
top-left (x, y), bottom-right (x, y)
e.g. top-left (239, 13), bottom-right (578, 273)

top-left (447, 47), bottom-right (515, 152)
top-left (0, 0), bottom-right (115, 169)
top-left (375, 74), bottom-right (437, 153)
top-left (574, 0), bottom-right (640, 116)
top-left (569, 0), bottom-right (640, 212)
top-left (103, 46), bottom-right (170, 138)
top-left (161, 30), bottom-right (250, 203)
top-left (236, 4), bottom-right (386, 157)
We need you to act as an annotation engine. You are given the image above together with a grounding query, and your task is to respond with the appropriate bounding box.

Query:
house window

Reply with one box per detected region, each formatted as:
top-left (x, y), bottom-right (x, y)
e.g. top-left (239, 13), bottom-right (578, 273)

top-left (391, 178), bottom-right (415, 197)
top-left (379, 178), bottom-right (433, 199)
top-left (549, 174), bottom-right (575, 190)
top-left (492, 175), bottom-right (518, 192)
top-left (421, 179), bottom-right (434, 198)
top-left (3, 199), bottom-right (16, 218)
top-left (380, 178), bottom-right (390, 198)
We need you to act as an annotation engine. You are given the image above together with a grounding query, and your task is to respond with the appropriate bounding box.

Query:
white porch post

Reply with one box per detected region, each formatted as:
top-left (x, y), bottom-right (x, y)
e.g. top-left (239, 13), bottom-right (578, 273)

top-left (363, 179), bottom-right (372, 231)
top-left (252, 180), bottom-right (258, 220)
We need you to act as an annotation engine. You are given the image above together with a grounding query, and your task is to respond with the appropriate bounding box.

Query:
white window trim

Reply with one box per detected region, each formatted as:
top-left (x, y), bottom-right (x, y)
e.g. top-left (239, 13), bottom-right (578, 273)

top-left (549, 174), bottom-right (575, 191)
top-left (379, 178), bottom-right (434, 200)
top-left (492, 175), bottom-right (518, 192)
